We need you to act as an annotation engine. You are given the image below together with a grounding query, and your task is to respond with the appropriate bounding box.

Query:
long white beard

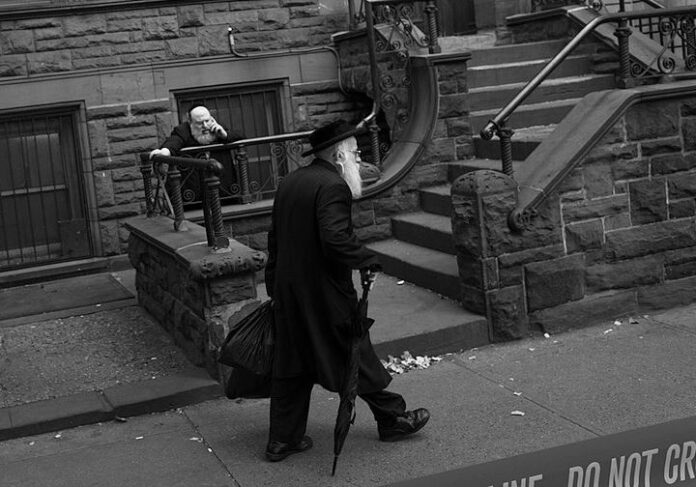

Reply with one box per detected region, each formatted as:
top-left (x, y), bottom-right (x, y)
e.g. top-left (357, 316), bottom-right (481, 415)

top-left (192, 126), bottom-right (216, 145)
top-left (341, 160), bottom-right (362, 198)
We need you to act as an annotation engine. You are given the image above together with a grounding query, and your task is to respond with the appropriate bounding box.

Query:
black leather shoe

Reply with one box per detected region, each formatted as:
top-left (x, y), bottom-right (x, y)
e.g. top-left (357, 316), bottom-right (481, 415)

top-left (265, 435), bottom-right (313, 462)
top-left (378, 408), bottom-right (430, 442)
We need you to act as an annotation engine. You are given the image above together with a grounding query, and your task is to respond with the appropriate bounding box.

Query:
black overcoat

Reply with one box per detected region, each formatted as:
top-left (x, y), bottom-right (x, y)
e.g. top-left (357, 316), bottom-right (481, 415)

top-left (265, 158), bottom-right (392, 393)
top-left (160, 122), bottom-right (244, 154)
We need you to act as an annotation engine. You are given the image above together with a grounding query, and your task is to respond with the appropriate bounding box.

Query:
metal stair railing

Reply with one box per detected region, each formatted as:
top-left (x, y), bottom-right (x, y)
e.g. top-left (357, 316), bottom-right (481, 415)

top-left (480, 4), bottom-right (696, 182)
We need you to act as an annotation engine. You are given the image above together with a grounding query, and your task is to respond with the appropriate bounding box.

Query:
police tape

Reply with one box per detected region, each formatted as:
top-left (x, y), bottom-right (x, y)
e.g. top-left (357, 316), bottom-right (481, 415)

top-left (383, 416), bottom-right (696, 487)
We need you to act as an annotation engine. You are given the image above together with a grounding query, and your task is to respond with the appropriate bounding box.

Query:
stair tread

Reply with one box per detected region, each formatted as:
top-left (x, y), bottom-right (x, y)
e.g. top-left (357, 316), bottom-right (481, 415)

top-left (366, 239), bottom-right (458, 276)
top-left (468, 73), bottom-right (613, 93)
top-left (393, 211), bottom-right (452, 232)
top-left (468, 53), bottom-right (590, 73)
top-left (470, 97), bottom-right (583, 117)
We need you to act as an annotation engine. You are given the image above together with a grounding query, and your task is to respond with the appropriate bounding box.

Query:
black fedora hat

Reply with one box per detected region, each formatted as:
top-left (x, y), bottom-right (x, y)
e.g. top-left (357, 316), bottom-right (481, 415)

top-left (302, 119), bottom-right (367, 157)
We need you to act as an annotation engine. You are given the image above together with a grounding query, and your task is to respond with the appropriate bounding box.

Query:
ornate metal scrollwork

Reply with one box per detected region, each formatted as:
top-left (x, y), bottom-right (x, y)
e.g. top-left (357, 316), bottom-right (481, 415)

top-left (658, 55), bottom-right (676, 74)
top-left (182, 188), bottom-right (196, 203)
top-left (381, 92), bottom-right (398, 108)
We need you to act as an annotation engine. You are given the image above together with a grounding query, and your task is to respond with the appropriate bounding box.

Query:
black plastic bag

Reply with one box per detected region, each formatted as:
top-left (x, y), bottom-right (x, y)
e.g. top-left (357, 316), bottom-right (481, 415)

top-left (218, 300), bottom-right (274, 376)
top-left (225, 367), bottom-right (271, 399)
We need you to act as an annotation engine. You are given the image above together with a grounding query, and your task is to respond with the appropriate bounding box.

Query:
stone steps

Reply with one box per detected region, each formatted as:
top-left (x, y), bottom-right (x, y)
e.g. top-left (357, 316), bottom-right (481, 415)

top-left (371, 31), bottom-right (611, 313)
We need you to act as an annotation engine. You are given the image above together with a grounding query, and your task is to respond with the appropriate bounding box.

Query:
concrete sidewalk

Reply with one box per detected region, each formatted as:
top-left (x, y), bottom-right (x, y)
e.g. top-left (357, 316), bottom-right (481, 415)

top-left (1, 302), bottom-right (695, 486)
top-left (0, 268), bottom-right (486, 441)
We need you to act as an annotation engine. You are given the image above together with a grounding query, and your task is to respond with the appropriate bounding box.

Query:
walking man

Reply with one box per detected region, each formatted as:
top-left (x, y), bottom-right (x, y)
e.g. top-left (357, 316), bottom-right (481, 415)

top-left (264, 119), bottom-right (430, 462)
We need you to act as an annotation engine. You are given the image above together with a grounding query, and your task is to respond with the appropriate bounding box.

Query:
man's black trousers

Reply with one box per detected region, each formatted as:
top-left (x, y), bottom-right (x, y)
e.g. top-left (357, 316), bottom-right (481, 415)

top-left (269, 376), bottom-right (406, 444)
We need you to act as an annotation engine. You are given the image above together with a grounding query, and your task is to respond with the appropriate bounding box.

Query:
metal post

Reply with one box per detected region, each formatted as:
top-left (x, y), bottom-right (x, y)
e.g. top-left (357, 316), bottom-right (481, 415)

top-left (369, 118), bottom-right (381, 168)
top-left (204, 170), bottom-right (228, 249)
top-left (235, 144), bottom-right (252, 204)
top-left (619, 0), bottom-right (626, 13)
top-left (349, 0), bottom-right (357, 30)
top-left (614, 17), bottom-right (633, 88)
top-left (139, 154), bottom-right (154, 216)
top-left (167, 165), bottom-right (186, 231)
top-left (424, 0), bottom-right (441, 54)
top-left (498, 124), bottom-right (515, 178)
top-left (365, 1), bottom-right (381, 106)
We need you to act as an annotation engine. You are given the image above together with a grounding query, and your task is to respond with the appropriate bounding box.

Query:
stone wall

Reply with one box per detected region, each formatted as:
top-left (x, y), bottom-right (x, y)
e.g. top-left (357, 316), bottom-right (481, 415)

top-left (126, 215), bottom-right (266, 379)
top-left (452, 95), bottom-right (696, 341)
top-left (0, 1), bottom-right (371, 257)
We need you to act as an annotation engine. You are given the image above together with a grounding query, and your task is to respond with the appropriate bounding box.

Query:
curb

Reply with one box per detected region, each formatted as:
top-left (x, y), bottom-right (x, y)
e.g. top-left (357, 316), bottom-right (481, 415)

top-left (0, 367), bottom-right (222, 442)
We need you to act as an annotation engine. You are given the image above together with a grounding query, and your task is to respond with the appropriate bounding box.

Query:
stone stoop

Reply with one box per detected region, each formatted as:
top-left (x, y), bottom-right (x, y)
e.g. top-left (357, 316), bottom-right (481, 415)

top-left (367, 32), bottom-right (618, 338)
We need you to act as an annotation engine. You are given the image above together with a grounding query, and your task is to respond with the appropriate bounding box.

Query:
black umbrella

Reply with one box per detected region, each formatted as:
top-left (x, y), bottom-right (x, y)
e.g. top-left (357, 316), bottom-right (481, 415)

top-left (331, 272), bottom-right (375, 476)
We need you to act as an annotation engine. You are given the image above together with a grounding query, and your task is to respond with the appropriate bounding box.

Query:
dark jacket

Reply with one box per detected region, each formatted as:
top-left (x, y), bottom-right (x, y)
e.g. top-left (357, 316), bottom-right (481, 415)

top-left (265, 158), bottom-right (391, 393)
top-left (161, 122), bottom-right (244, 154)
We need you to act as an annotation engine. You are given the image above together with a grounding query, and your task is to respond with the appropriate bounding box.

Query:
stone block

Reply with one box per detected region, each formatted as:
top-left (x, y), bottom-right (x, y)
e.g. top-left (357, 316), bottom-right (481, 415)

top-left (197, 26), bottom-right (231, 56)
top-left (88, 120), bottom-right (109, 158)
top-left (106, 18), bottom-right (144, 32)
top-left (565, 219), bottom-right (603, 253)
top-left (666, 259), bottom-right (696, 281)
top-left (680, 97), bottom-right (696, 116)
top-left (652, 153), bottom-right (696, 175)
top-left (0, 54), bottom-right (28, 77)
top-left (64, 15), bottom-right (107, 36)
top-left (562, 194), bottom-right (629, 222)
top-left (629, 178), bottom-right (667, 224)
top-left (27, 51), bottom-right (71, 74)
top-left (73, 57), bottom-right (122, 70)
top-left (612, 158), bottom-right (648, 180)
top-left (142, 18), bottom-right (179, 40)
top-left (460, 284), bottom-right (486, 315)
top-left (438, 93), bottom-right (469, 118)
top-left (99, 220), bottom-right (121, 254)
top-left (668, 173), bottom-right (696, 199)
top-left (604, 212), bottom-right (631, 231)
top-left (93, 171), bottom-right (115, 207)
top-left (108, 125), bottom-right (159, 143)
top-left (84, 32), bottom-right (131, 46)
top-left (669, 199), bottom-right (696, 220)
top-left (585, 255), bottom-right (663, 293)
top-left (177, 5), bottom-right (205, 27)
top-left (499, 265), bottom-right (522, 287)
top-left (637, 275), bottom-right (696, 310)
top-left (208, 275), bottom-right (257, 307)
top-left (259, 8), bottom-right (290, 28)
top-left (641, 137), bottom-right (682, 157)
top-left (0, 30), bottom-right (34, 54)
top-left (166, 38), bottom-right (199, 58)
top-left (528, 290), bottom-right (637, 334)
top-left (100, 71), bottom-right (156, 104)
top-left (487, 285), bottom-right (527, 341)
top-left (497, 244), bottom-right (565, 267)
top-left (626, 101), bottom-right (679, 140)
top-left (584, 142), bottom-right (638, 165)
top-left (605, 219), bottom-right (696, 260)
top-left (34, 27), bottom-right (63, 41)
top-left (582, 162), bottom-right (613, 198)
top-left (525, 253), bottom-right (585, 311)
top-left (446, 118), bottom-right (472, 138)
top-left (131, 99), bottom-right (171, 115)
top-left (557, 168), bottom-right (584, 193)
top-left (457, 254), bottom-right (484, 289)
top-left (682, 118), bottom-right (696, 152)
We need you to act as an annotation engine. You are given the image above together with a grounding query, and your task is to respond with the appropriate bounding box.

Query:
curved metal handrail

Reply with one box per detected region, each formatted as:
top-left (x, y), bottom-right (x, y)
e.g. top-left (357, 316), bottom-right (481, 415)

top-left (480, 5), bottom-right (696, 141)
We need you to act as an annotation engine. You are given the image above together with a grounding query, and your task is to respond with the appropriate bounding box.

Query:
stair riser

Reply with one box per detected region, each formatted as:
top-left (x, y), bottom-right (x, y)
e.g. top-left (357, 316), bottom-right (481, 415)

top-left (474, 138), bottom-right (539, 162)
top-left (468, 39), bottom-right (569, 66)
top-left (468, 55), bottom-right (593, 88)
top-left (369, 250), bottom-right (461, 300)
top-left (420, 189), bottom-right (452, 217)
top-left (470, 102), bottom-right (574, 132)
top-left (392, 219), bottom-right (455, 255)
top-left (469, 76), bottom-right (615, 112)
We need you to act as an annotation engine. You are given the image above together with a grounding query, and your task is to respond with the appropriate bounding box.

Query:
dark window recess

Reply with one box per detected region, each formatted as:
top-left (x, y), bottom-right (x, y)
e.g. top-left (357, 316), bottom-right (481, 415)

top-left (0, 108), bottom-right (92, 271)
top-left (176, 84), bottom-right (287, 208)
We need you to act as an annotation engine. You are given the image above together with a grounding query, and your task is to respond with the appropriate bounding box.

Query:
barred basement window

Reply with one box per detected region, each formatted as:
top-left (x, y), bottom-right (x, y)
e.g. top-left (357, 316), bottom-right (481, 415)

top-left (175, 82), bottom-right (287, 208)
top-left (0, 107), bottom-right (93, 271)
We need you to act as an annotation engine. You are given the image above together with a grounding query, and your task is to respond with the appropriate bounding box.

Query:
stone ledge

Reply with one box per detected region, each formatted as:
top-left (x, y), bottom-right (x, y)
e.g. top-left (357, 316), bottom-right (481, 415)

top-left (125, 215), bottom-right (266, 280)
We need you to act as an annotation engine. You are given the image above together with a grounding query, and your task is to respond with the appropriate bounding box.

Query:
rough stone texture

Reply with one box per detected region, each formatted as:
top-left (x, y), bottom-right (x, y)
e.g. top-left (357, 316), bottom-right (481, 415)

top-left (528, 290), bottom-right (638, 334)
top-left (626, 101), bottom-right (679, 140)
top-left (565, 219), bottom-right (603, 253)
top-left (585, 255), bottom-right (664, 293)
top-left (562, 194), bottom-right (629, 222)
top-left (487, 285), bottom-right (527, 341)
top-left (126, 218), bottom-right (264, 378)
top-left (605, 219), bottom-right (696, 260)
top-left (628, 178), bottom-right (667, 224)
top-left (525, 254), bottom-right (585, 311)
top-left (637, 275), bottom-right (696, 311)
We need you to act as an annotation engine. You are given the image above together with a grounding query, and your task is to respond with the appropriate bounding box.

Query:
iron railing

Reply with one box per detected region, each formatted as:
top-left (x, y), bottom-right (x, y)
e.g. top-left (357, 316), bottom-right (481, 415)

top-left (178, 132), bottom-right (311, 207)
top-left (480, 5), bottom-right (696, 179)
top-left (139, 131), bottom-right (311, 247)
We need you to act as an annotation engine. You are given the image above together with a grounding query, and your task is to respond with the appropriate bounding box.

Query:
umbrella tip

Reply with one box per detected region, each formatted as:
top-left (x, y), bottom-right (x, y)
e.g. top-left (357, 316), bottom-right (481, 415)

top-left (332, 456), bottom-right (338, 476)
